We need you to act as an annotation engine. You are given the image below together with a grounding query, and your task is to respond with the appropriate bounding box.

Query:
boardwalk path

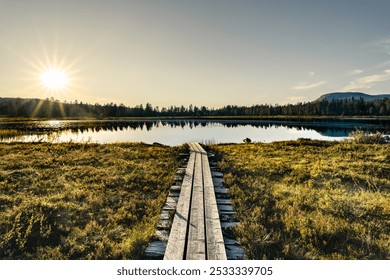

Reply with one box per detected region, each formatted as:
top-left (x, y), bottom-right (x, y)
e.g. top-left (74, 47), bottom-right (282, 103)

top-left (164, 142), bottom-right (227, 260)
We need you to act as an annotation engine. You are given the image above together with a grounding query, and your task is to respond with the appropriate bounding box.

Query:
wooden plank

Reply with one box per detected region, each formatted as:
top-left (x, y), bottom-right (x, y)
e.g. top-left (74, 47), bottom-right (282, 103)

top-left (195, 142), bottom-right (227, 260)
top-left (159, 211), bottom-right (171, 220)
top-left (189, 142), bottom-right (201, 153)
top-left (163, 150), bottom-right (195, 260)
top-left (213, 177), bottom-right (224, 186)
top-left (162, 196), bottom-right (177, 210)
top-left (188, 142), bottom-right (195, 152)
top-left (164, 142), bottom-right (227, 260)
top-left (218, 204), bottom-right (234, 212)
top-left (155, 229), bottom-right (170, 241)
top-left (186, 151), bottom-right (206, 260)
top-left (214, 187), bottom-right (228, 195)
top-left (221, 221), bottom-right (239, 228)
top-left (225, 244), bottom-right (246, 260)
top-left (212, 171), bottom-right (224, 178)
top-left (216, 199), bottom-right (232, 205)
top-left (169, 185), bottom-right (181, 192)
top-left (157, 219), bottom-right (172, 229)
top-left (144, 241), bottom-right (166, 259)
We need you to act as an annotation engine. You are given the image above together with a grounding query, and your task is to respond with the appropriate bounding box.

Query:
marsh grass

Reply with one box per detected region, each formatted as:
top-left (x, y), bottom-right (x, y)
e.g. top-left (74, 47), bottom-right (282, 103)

top-left (211, 139), bottom-right (390, 259)
top-left (0, 129), bottom-right (24, 140)
top-left (0, 142), bottom-right (184, 259)
top-left (349, 130), bottom-right (390, 144)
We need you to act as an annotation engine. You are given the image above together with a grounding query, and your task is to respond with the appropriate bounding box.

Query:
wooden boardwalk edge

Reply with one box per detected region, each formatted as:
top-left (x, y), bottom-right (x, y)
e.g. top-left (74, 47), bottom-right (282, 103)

top-left (163, 148), bottom-right (195, 260)
top-left (164, 142), bottom-right (227, 260)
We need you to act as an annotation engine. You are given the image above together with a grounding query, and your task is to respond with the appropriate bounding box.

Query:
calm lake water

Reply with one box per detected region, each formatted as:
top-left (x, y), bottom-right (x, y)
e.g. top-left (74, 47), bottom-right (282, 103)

top-left (1, 118), bottom-right (389, 146)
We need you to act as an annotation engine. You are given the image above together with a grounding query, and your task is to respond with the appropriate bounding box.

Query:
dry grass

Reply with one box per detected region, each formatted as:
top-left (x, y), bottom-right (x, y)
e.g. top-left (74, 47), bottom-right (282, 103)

top-left (0, 129), bottom-right (23, 140)
top-left (0, 142), bottom-right (184, 259)
top-left (211, 139), bottom-right (390, 259)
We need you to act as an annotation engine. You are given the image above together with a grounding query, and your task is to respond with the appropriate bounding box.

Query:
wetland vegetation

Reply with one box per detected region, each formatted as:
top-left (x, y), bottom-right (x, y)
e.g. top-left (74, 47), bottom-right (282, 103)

top-left (0, 142), bottom-right (184, 259)
top-left (211, 136), bottom-right (390, 259)
top-left (1, 133), bottom-right (389, 260)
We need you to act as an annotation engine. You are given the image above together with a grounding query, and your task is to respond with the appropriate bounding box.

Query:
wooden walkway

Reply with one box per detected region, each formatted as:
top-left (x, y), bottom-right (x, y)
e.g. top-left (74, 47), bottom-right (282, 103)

top-left (164, 142), bottom-right (227, 260)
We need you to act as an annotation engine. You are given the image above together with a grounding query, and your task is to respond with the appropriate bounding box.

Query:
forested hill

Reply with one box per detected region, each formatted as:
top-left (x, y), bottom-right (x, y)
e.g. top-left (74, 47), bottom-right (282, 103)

top-left (0, 95), bottom-right (389, 118)
top-left (316, 92), bottom-right (390, 102)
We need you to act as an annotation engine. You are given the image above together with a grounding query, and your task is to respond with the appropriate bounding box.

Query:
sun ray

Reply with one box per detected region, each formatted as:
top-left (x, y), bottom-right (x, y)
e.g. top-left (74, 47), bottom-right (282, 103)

top-left (10, 39), bottom-right (94, 104)
top-left (58, 101), bottom-right (66, 118)
top-left (31, 99), bottom-right (45, 117)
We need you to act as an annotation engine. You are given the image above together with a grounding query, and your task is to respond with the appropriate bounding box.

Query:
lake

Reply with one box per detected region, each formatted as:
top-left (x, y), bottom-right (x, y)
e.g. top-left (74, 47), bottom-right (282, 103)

top-left (1, 118), bottom-right (389, 145)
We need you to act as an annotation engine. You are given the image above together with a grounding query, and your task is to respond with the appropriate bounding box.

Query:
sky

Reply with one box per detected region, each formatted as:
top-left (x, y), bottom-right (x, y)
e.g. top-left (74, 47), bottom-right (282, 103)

top-left (1, 0), bottom-right (390, 107)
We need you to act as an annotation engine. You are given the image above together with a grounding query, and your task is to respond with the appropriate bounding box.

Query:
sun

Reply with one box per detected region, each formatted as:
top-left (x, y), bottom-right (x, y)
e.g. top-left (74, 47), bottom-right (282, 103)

top-left (40, 68), bottom-right (69, 90)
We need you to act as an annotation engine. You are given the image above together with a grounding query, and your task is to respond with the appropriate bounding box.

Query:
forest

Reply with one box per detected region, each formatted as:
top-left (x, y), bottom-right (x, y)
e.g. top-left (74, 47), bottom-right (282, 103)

top-left (0, 96), bottom-right (390, 118)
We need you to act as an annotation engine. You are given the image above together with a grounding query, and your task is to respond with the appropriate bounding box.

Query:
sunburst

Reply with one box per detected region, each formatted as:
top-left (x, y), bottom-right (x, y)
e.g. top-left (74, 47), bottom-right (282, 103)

top-left (40, 68), bottom-right (69, 90)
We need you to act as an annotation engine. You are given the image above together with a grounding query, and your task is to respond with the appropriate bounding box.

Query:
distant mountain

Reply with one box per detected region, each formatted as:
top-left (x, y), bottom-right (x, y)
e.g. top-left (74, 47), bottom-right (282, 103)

top-left (316, 92), bottom-right (390, 102)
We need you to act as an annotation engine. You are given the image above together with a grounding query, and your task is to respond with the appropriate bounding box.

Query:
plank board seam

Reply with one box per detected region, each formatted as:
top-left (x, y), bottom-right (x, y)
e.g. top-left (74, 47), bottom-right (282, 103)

top-left (164, 142), bottom-right (227, 260)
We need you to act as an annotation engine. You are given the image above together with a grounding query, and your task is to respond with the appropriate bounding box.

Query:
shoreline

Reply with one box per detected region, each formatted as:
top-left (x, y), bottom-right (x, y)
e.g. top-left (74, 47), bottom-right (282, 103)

top-left (1, 115), bottom-right (390, 123)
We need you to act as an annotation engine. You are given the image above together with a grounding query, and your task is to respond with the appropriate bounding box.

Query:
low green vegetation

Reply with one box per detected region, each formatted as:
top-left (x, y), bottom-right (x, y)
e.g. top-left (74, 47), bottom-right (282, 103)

top-left (211, 139), bottom-right (390, 259)
top-left (0, 142), bottom-right (184, 259)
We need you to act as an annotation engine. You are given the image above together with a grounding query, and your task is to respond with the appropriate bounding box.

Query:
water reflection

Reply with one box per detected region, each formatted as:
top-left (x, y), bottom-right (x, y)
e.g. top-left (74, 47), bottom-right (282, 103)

top-left (1, 118), bottom-right (389, 145)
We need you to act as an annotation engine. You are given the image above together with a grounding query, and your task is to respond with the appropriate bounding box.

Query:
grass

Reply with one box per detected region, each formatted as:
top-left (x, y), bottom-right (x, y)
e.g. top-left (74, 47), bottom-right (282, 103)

top-left (0, 129), bottom-right (24, 140)
top-left (0, 142), bottom-right (184, 259)
top-left (2, 137), bottom-right (389, 260)
top-left (210, 139), bottom-right (390, 260)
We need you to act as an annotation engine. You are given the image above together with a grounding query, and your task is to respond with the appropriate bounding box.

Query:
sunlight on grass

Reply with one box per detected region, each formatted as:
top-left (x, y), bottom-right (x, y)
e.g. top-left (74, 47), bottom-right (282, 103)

top-left (0, 142), bottom-right (184, 259)
top-left (211, 139), bottom-right (390, 259)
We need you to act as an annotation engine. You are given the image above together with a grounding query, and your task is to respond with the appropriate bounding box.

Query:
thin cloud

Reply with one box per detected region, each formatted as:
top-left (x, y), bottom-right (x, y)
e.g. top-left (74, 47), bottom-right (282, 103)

top-left (342, 70), bottom-right (390, 91)
top-left (292, 81), bottom-right (326, 90)
top-left (348, 69), bottom-right (363, 75)
top-left (373, 59), bottom-right (390, 70)
top-left (366, 37), bottom-right (390, 56)
top-left (306, 71), bottom-right (315, 77)
top-left (378, 38), bottom-right (390, 55)
top-left (358, 38), bottom-right (390, 77)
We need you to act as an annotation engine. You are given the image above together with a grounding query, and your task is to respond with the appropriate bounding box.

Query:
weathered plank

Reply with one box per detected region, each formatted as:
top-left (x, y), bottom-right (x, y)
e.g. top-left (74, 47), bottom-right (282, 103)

top-left (186, 150), bottom-right (206, 260)
top-left (211, 171), bottom-right (224, 178)
top-left (214, 187), bottom-right (228, 195)
top-left (218, 204), bottom-right (234, 212)
top-left (169, 185), bottom-right (181, 192)
top-left (212, 177), bottom-right (224, 186)
top-left (162, 196), bottom-right (178, 211)
top-left (144, 241), bottom-right (166, 259)
top-left (216, 199), bottom-right (232, 205)
top-left (195, 142), bottom-right (227, 260)
top-left (163, 150), bottom-right (195, 260)
top-left (190, 142), bottom-right (202, 153)
top-left (157, 219), bottom-right (172, 229)
top-left (164, 142), bottom-right (227, 260)
top-left (159, 211), bottom-right (172, 220)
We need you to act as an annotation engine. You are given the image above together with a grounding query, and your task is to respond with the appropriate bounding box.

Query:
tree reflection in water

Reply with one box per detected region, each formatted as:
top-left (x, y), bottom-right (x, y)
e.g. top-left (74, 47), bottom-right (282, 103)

top-left (0, 118), bottom-right (389, 142)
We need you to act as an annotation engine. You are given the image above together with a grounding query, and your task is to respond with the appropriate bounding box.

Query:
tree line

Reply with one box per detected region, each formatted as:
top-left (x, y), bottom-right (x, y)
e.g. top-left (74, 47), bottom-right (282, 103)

top-left (0, 97), bottom-right (389, 118)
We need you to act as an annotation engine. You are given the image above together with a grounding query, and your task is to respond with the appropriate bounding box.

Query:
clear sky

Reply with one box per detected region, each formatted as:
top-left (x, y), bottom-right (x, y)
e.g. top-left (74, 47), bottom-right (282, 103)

top-left (1, 0), bottom-right (390, 107)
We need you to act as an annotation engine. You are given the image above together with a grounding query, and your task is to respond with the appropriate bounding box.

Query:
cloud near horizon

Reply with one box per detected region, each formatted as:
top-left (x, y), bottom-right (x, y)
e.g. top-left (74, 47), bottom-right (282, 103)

top-left (342, 69), bottom-right (390, 91)
top-left (292, 81), bottom-right (326, 90)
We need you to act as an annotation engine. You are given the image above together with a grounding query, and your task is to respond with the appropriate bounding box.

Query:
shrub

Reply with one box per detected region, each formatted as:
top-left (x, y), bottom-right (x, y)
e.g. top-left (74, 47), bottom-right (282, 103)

top-left (349, 130), bottom-right (389, 144)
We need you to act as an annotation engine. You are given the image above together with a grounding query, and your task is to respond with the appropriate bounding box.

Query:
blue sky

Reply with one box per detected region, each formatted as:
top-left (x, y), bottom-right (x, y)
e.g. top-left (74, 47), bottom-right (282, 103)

top-left (1, 0), bottom-right (390, 107)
